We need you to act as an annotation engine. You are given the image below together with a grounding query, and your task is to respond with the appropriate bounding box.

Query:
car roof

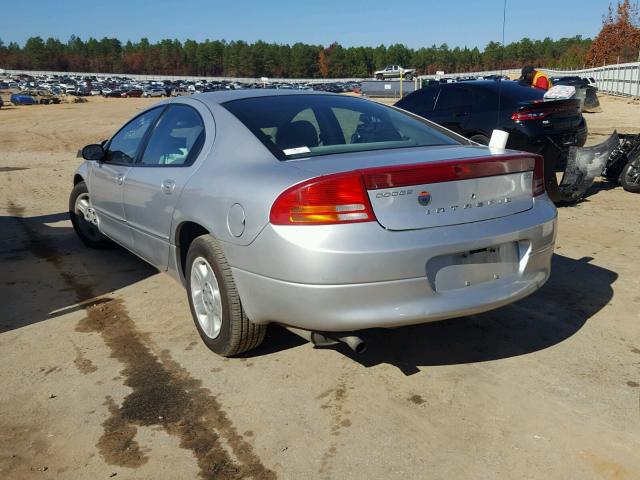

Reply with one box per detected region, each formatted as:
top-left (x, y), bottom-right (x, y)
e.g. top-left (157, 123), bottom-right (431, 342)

top-left (190, 89), bottom-right (331, 106)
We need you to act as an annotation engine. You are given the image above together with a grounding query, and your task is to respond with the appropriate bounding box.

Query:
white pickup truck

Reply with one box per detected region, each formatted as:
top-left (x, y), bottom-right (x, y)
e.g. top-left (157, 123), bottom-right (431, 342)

top-left (374, 65), bottom-right (416, 81)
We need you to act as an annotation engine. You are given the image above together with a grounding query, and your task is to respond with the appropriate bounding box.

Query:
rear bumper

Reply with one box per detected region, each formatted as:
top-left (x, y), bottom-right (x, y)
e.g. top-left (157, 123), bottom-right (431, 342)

top-left (227, 195), bottom-right (557, 331)
top-left (233, 244), bottom-right (552, 331)
top-left (513, 128), bottom-right (588, 151)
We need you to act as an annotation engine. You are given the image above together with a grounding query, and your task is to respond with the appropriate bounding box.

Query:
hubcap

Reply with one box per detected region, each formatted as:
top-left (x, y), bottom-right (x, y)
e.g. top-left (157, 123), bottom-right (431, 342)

top-left (190, 256), bottom-right (223, 339)
top-left (74, 192), bottom-right (101, 241)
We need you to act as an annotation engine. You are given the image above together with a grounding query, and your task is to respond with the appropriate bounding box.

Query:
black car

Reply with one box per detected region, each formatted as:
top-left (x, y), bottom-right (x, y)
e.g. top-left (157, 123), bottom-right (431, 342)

top-left (395, 80), bottom-right (588, 186)
top-left (104, 89), bottom-right (125, 98)
top-left (395, 80), bottom-right (589, 198)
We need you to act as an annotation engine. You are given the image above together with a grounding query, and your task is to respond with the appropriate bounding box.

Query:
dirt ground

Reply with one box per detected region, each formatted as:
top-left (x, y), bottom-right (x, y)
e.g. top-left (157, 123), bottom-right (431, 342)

top-left (0, 93), bottom-right (639, 480)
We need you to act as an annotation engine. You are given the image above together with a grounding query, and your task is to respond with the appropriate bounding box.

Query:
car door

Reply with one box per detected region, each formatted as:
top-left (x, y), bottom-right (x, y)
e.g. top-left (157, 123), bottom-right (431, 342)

top-left (122, 102), bottom-right (208, 269)
top-left (89, 107), bottom-right (163, 248)
top-left (429, 84), bottom-right (473, 134)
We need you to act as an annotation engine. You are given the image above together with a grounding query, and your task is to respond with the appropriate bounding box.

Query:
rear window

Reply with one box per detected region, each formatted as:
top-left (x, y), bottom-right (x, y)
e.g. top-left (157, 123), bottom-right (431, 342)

top-left (222, 94), bottom-right (460, 160)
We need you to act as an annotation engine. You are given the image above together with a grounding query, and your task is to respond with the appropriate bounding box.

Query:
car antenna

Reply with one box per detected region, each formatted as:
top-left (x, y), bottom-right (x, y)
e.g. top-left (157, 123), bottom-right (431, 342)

top-left (497, 0), bottom-right (507, 124)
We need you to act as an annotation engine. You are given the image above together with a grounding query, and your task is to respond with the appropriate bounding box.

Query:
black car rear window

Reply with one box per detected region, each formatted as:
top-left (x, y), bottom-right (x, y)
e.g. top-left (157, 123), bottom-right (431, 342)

top-left (222, 94), bottom-right (460, 160)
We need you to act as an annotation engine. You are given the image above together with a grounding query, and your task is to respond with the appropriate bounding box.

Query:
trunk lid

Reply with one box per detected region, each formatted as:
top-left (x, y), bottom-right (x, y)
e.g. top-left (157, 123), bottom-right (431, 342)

top-left (289, 145), bottom-right (539, 231)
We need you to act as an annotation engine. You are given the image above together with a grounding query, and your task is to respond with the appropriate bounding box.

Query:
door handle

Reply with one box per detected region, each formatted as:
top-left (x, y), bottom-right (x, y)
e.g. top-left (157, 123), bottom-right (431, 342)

top-left (161, 180), bottom-right (176, 194)
top-left (115, 174), bottom-right (124, 185)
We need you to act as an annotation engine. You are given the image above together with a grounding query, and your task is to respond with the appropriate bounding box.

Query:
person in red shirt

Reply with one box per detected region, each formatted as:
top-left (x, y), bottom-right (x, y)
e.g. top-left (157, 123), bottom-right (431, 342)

top-left (519, 65), bottom-right (552, 90)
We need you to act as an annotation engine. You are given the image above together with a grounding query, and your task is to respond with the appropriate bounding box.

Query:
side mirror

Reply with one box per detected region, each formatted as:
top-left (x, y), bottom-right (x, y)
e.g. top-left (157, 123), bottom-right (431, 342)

top-left (82, 144), bottom-right (105, 161)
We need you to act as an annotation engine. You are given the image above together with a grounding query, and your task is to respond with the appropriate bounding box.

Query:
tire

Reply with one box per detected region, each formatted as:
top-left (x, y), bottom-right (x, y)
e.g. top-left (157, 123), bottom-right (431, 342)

top-left (69, 181), bottom-right (113, 248)
top-left (469, 134), bottom-right (490, 146)
top-left (376, 74), bottom-right (383, 80)
top-left (186, 235), bottom-right (267, 356)
top-left (620, 161), bottom-right (640, 193)
top-left (404, 73), bottom-right (413, 81)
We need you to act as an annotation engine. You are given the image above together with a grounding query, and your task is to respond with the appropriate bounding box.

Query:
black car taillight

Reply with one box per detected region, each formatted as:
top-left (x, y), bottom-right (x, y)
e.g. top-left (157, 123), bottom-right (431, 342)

top-left (511, 109), bottom-right (548, 121)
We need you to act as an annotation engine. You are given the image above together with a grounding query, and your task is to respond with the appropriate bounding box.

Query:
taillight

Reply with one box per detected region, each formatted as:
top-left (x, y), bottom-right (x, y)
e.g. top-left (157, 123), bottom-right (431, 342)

top-left (512, 102), bottom-right (578, 122)
top-left (511, 110), bottom-right (547, 121)
top-left (270, 172), bottom-right (375, 225)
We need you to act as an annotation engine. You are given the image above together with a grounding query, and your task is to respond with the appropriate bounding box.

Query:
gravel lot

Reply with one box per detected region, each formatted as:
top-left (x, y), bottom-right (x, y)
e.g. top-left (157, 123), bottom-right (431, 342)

top-left (0, 93), bottom-right (639, 479)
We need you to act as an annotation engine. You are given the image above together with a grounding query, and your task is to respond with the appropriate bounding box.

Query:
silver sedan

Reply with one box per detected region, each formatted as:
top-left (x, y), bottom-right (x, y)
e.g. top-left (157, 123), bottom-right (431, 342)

top-left (70, 90), bottom-right (557, 356)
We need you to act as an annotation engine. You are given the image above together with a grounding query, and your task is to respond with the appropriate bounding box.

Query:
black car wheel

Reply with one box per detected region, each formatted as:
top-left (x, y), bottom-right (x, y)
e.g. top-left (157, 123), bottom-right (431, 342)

top-left (621, 161), bottom-right (640, 193)
top-left (376, 74), bottom-right (383, 80)
top-left (404, 73), bottom-right (413, 81)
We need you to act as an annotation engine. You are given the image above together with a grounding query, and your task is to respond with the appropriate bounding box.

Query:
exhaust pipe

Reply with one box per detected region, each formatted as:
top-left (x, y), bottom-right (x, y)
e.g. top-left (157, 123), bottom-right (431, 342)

top-left (288, 328), bottom-right (367, 354)
top-left (332, 334), bottom-right (367, 354)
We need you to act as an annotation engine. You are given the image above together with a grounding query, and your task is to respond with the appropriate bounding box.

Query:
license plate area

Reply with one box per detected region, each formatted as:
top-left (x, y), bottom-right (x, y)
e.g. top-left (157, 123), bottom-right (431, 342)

top-left (427, 242), bottom-right (520, 292)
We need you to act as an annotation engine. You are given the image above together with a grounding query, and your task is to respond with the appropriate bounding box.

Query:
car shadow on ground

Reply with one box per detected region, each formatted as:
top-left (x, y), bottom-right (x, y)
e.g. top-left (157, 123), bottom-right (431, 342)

top-left (1, 211), bottom-right (618, 371)
top-left (315, 254), bottom-right (617, 375)
top-left (0, 211), bottom-right (157, 332)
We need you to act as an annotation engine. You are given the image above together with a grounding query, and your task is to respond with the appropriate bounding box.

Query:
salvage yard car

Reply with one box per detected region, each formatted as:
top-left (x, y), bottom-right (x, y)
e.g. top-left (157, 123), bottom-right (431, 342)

top-left (69, 91), bottom-right (557, 356)
top-left (143, 87), bottom-right (166, 98)
top-left (10, 90), bottom-right (61, 105)
top-left (122, 88), bottom-right (143, 98)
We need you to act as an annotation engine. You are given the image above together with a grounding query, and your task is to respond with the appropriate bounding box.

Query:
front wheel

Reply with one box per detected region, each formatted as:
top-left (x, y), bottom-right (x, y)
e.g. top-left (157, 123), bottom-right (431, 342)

top-left (376, 74), bottom-right (383, 80)
top-left (621, 161), bottom-right (640, 193)
top-left (186, 235), bottom-right (266, 356)
top-left (69, 181), bottom-right (113, 248)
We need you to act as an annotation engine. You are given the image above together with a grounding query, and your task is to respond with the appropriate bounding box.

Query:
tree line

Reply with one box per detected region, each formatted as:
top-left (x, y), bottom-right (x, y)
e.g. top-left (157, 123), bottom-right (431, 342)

top-left (0, 35), bottom-right (592, 78)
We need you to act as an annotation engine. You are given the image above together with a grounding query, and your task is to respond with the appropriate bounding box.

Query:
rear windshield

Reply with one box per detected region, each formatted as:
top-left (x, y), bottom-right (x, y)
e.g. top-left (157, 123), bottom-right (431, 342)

top-left (222, 94), bottom-right (460, 160)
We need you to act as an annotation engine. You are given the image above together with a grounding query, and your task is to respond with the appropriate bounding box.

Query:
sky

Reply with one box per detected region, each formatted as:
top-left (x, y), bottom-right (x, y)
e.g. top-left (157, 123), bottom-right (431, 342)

top-left (2, 0), bottom-right (610, 49)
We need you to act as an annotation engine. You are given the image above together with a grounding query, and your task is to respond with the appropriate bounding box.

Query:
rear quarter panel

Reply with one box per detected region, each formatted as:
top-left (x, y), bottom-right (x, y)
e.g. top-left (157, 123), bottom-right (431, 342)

top-left (171, 102), bottom-right (313, 247)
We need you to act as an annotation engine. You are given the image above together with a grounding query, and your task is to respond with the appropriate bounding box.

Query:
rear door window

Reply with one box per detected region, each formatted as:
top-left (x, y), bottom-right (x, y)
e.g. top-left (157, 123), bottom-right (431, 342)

top-left (434, 86), bottom-right (472, 111)
top-left (396, 87), bottom-right (439, 116)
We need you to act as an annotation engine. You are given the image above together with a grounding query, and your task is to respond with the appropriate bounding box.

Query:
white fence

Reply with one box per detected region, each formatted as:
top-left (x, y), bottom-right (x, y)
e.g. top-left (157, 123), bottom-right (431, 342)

top-left (543, 62), bottom-right (640, 98)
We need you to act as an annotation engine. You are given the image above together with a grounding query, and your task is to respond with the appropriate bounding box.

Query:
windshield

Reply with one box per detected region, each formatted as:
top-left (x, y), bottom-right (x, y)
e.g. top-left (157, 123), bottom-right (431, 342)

top-left (222, 94), bottom-right (460, 160)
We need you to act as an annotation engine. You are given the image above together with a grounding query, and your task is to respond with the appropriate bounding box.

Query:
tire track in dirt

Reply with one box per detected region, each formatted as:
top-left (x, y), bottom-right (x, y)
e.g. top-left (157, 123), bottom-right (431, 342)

top-left (7, 201), bottom-right (276, 480)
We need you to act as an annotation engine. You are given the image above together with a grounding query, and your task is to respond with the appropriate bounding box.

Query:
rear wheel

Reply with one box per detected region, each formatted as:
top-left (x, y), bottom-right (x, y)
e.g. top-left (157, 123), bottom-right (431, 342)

top-left (469, 134), bottom-right (490, 145)
top-left (69, 181), bottom-right (113, 248)
top-left (404, 73), bottom-right (413, 81)
top-left (186, 235), bottom-right (266, 356)
top-left (621, 161), bottom-right (640, 193)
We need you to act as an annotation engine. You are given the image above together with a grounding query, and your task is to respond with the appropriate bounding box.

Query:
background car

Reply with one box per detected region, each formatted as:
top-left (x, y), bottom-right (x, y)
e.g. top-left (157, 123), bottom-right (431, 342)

top-left (122, 89), bottom-right (143, 98)
top-left (10, 93), bottom-right (37, 105)
top-left (70, 91), bottom-right (556, 357)
top-left (143, 88), bottom-right (166, 98)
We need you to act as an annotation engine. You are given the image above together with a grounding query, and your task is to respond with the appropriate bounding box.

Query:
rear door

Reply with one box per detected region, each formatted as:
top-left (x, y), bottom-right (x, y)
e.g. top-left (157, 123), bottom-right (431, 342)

top-left (89, 107), bottom-right (163, 247)
top-left (122, 102), bottom-right (208, 269)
